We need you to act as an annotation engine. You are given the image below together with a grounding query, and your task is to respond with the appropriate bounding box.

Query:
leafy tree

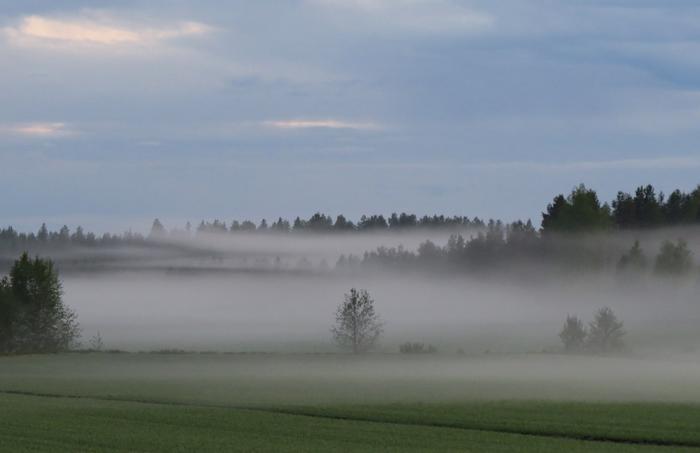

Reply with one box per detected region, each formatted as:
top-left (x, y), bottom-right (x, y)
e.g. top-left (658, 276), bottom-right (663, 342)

top-left (389, 213), bottom-right (418, 229)
top-left (71, 226), bottom-right (85, 244)
top-left (149, 219), bottom-right (166, 238)
top-left (331, 288), bottom-right (383, 354)
top-left (58, 225), bottom-right (70, 243)
top-left (617, 240), bottom-right (648, 273)
top-left (418, 235), bottom-right (442, 264)
top-left (271, 217), bottom-right (290, 233)
top-left (333, 215), bottom-right (355, 231)
top-left (37, 223), bottom-right (49, 243)
top-left (587, 307), bottom-right (625, 353)
top-left (240, 220), bottom-right (256, 232)
top-left (542, 185), bottom-right (612, 233)
top-left (559, 315), bottom-right (587, 352)
top-left (0, 276), bottom-right (17, 351)
top-left (358, 215), bottom-right (388, 230)
top-left (89, 331), bottom-right (104, 351)
top-left (633, 185), bottom-right (664, 227)
top-left (612, 192), bottom-right (636, 228)
top-left (664, 190), bottom-right (688, 224)
top-left (292, 217), bottom-right (306, 231)
top-left (0, 253), bottom-right (80, 353)
top-left (654, 239), bottom-right (693, 276)
top-left (306, 213), bottom-right (333, 232)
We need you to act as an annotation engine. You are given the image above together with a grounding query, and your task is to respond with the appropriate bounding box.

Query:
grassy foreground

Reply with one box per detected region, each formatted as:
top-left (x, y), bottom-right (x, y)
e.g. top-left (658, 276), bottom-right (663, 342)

top-left (1, 353), bottom-right (700, 451)
top-left (1, 393), bottom-right (698, 452)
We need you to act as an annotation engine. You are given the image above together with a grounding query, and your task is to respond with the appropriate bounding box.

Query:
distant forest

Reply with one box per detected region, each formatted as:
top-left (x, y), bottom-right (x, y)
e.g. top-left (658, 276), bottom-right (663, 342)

top-left (2, 184), bottom-right (700, 276)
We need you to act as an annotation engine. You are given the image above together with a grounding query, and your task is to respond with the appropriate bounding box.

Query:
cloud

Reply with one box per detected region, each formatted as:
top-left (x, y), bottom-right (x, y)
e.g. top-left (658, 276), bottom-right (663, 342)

top-left (263, 119), bottom-right (381, 131)
top-left (308, 0), bottom-right (493, 33)
top-left (0, 122), bottom-right (74, 138)
top-left (3, 14), bottom-right (210, 48)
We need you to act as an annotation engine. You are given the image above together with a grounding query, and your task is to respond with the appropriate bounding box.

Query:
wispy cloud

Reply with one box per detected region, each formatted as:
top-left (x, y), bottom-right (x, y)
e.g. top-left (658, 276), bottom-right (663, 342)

top-left (3, 13), bottom-right (211, 48)
top-left (0, 122), bottom-right (74, 138)
top-left (263, 119), bottom-right (381, 131)
top-left (308, 0), bottom-right (493, 33)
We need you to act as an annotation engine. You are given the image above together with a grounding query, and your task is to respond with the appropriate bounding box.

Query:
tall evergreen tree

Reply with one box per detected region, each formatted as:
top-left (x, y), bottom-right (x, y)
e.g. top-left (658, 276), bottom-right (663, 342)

top-left (0, 253), bottom-right (80, 353)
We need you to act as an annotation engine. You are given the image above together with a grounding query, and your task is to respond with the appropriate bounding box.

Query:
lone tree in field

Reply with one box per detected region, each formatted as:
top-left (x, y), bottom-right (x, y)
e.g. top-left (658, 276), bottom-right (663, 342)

top-left (331, 288), bottom-right (383, 354)
top-left (0, 253), bottom-right (80, 354)
top-left (559, 315), bottom-right (587, 353)
top-left (586, 307), bottom-right (625, 353)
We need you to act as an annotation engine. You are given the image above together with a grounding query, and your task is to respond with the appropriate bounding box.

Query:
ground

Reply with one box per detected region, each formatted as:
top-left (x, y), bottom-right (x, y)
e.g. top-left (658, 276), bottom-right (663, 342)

top-left (1, 353), bottom-right (699, 452)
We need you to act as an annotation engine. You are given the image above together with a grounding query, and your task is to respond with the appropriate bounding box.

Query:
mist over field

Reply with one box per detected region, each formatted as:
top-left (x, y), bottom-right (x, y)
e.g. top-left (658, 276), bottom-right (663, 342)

top-left (5, 1), bottom-right (700, 450)
top-left (37, 227), bottom-right (697, 356)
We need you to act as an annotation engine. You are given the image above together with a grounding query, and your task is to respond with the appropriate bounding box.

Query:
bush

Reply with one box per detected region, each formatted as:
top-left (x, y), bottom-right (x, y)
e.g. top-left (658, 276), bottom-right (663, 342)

top-left (399, 342), bottom-right (437, 354)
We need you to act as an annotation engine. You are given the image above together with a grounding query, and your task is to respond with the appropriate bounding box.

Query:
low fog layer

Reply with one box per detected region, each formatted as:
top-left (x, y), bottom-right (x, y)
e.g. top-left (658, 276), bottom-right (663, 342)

top-left (50, 229), bottom-right (700, 354)
top-left (3, 353), bottom-right (700, 404)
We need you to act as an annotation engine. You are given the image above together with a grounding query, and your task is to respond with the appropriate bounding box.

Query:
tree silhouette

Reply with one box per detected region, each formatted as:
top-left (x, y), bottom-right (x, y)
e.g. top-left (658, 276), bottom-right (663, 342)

top-left (654, 239), bottom-right (693, 276)
top-left (559, 315), bottom-right (587, 352)
top-left (542, 184), bottom-right (612, 233)
top-left (587, 307), bottom-right (625, 353)
top-left (331, 288), bottom-right (383, 354)
top-left (149, 219), bottom-right (166, 238)
top-left (0, 253), bottom-right (80, 353)
top-left (617, 240), bottom-right (648, 273)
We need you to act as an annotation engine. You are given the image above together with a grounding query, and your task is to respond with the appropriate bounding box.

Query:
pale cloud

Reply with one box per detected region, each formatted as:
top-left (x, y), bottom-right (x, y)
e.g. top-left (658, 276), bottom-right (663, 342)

top-left (263, 119), bottom-right (381, 131)
top-left (0, 122), bottom-right (73, 138)
top-left (308, 0), bottom-right (493, 33)
top-left (3, 14), bottom-right (211, 48)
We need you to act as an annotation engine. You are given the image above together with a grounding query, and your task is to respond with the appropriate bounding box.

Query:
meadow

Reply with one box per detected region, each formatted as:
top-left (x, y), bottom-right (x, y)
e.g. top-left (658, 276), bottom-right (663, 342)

top-left (1, 353), bottom-right (700, 452)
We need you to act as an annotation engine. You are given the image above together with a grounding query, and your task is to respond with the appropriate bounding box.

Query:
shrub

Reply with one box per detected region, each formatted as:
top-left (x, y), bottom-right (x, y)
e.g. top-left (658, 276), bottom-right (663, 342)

top-left (399, 342), bottom-right (437, 354)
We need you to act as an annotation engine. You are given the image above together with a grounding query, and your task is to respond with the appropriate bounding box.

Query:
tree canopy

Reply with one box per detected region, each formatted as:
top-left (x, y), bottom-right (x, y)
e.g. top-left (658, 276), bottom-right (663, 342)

top-left (0, 253), bottom-right (80, 353)
top-left (331, 288), bottom-right (383, 354)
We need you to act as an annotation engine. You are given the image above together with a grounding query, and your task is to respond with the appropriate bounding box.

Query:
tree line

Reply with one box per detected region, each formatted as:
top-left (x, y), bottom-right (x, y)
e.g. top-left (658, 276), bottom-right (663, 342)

top-left (353, 226), bottom-right (695, 276)
top-left (3, 183), bottom-right (700, 254)
top-left (0, 214), bottom-right (484, 254)
top-left (542, 184), bottom-right (700, 233)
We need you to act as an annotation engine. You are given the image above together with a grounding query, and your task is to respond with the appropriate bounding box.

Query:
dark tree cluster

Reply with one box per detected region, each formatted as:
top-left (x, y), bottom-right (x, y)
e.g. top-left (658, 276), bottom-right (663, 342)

top-left (0, 253), bottom-right (80, 354)
top-left (616, 239), bottom-right (693, 276)
top-left (356, 228), bottom-right (694, 277)
top-left (353, 184), bottom-right (700, 276)
top-left (194, 213), bottom-right (484, 235)
top-left (543, 184), bottom-right (700, 233)
top-left (542, 184), bottom-right (613, 233)
top-left (3, 184), bottom-right (700, 278)
top-left (559, 308), bottom-right (625, 354)
top-left (355, 219), bottom-right (543, 273)
top-left (0, 224), bottom-right (147, 255)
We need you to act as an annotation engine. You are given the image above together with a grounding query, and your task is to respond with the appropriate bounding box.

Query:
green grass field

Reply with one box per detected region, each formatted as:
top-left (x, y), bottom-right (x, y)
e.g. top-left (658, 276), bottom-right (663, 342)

top-left (1, 353), bottom-right (699, 452)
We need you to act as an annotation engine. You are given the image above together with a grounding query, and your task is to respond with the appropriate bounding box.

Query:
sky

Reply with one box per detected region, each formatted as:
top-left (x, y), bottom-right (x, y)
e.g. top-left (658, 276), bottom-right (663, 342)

top-left (2, 0), bottom-right (700, 233)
